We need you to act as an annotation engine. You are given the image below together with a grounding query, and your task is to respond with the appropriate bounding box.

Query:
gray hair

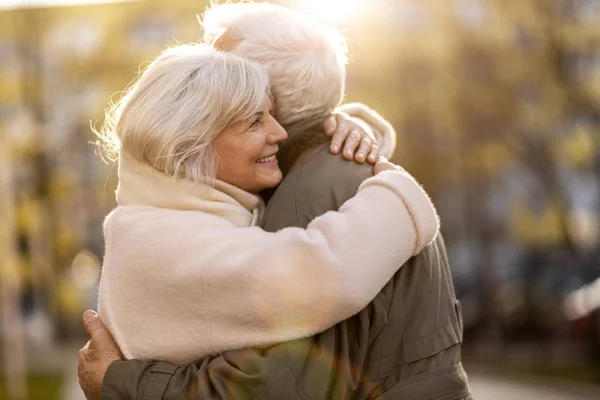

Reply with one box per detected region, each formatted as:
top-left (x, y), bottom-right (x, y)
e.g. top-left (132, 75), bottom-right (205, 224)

top-left (202, 2), bottom-right (348, 132)
top-left (95, 43), bottom-right (269, 182)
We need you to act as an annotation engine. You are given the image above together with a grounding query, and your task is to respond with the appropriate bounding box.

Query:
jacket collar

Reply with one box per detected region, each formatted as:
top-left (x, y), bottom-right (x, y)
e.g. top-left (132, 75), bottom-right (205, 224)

top-left (116, 152), bottom-right (264, 227)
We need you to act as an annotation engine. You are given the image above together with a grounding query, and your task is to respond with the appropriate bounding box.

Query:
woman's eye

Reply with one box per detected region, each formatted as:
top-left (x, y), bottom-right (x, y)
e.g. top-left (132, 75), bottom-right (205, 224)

top-left (249, 120), bottom-right (260, 130)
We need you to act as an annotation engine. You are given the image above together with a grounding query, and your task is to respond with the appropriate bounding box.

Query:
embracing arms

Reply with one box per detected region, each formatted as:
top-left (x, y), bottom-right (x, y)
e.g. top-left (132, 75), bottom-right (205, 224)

top-left (80, 108), bottom-right (412, 400)
top-left (101, 162), bottom-right (438, 364)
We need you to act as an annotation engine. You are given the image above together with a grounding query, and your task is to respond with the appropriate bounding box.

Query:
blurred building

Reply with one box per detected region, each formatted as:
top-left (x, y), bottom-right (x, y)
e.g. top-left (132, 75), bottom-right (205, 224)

top-left (339, 0), bottom-right (600, 346)
top-left (0, 0), bottom-right (213, 338)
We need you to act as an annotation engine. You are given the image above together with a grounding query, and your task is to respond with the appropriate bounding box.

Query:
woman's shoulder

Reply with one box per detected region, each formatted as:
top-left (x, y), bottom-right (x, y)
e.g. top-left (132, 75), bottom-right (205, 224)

top-left (104, 205), bottom-right (233, 236)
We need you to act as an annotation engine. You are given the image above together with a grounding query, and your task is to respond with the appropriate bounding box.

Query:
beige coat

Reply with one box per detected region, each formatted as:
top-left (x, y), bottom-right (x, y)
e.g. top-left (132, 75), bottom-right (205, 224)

top-left (98, 150), bottom-right (439, 365)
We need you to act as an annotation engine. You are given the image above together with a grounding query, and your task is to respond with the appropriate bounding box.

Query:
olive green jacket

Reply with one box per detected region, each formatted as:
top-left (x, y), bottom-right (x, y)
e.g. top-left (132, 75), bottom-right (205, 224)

top-left (100, 132), bottom-right (471, 400)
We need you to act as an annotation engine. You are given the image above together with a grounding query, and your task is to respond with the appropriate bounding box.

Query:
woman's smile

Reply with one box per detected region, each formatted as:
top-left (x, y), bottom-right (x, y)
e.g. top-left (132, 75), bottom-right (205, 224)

top-left (256, 153), bottom-right (278, 165)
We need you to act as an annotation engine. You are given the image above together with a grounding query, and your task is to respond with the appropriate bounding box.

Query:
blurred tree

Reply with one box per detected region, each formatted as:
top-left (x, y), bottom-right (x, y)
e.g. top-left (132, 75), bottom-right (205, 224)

top-left (343, 0), bottom-right (600, 343)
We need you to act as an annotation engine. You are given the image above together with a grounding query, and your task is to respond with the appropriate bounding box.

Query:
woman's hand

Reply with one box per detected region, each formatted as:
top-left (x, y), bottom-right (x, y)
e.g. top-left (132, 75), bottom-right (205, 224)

top-left (78, 310), bottom-right (123, 400)
top-left (324, 112), bottom-right (379, 164)
top-left (374, 157), bottom-right (405, 175)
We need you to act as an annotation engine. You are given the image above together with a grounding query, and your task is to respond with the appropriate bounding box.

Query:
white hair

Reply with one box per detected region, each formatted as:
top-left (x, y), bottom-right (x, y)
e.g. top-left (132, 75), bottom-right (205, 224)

top-left (202, 2), bottom-right (348, 131)
top-left (95, 43), bottom-right (269, 182)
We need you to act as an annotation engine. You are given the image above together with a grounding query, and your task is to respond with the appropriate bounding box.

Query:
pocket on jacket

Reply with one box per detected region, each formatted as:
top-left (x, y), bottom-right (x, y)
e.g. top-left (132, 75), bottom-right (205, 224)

top-left (374, 363), bottom-right (471, 400)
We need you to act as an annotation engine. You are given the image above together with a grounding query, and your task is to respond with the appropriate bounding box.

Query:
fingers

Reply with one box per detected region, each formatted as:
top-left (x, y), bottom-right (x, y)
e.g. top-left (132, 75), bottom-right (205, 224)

top-left (323, 115), bottom-right (337, 136)
top-left (78, 341), bottom-right (91, 376)
top-left (328, 112), bottom-right (381, 161)
top-left (373, 157), bottom-right (397, 175)
top-left (83, 310), bottom-right (114, 346)
top-left (367, 144), bottom-right (379, 165)
top-left (82, 310), bottom-right (124, 359)
top-left (329, 119), bottom-right (350, 155)
top-left (83, 310), bottom-right (103, 337)
top-left (342, 130), bottom-right (361, 160)
top-left (355, 138), bottom-right (372, 164)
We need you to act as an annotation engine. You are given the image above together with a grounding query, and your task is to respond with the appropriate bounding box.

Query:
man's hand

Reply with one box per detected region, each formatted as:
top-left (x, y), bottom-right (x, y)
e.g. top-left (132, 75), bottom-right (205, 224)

top-left (78, 310), bottom-right (123, 400)
top-left (324, 112), bottom-right (379, 164)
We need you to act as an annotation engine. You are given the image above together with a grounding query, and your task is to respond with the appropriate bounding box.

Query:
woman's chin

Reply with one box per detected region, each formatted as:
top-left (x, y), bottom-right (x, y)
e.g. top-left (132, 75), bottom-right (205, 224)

top-left (255, 169), bottom-right (283, 192)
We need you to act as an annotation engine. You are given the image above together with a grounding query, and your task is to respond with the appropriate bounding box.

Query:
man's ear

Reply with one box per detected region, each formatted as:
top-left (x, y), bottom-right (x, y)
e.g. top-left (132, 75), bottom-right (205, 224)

top-left (212, 29), bottom-right (243, 51)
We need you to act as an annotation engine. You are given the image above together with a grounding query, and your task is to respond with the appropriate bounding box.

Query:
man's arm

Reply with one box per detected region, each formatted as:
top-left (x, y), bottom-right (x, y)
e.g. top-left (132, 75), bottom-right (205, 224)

top-left (81, 311), bottom-right (299, 400)
top-left (102, 351), bottom-right (297, 400)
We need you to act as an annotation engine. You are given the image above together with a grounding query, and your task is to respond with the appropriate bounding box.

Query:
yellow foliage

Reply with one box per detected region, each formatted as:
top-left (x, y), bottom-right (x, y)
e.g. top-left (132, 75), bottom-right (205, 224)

top-left (55, 225), bottom-right (77, 262)
top-left (511, 199), bottom-right (565, 246)
top-left (16, 198), bottom-right (42, 235)
top-left (49, 170), bottom-right (77, 202)
top-left (554, 128), bottom-right (596, 167)
top-left (480, 140), bottom-right (514, 173)
top-left (57, 274), bottom-right (84, 317)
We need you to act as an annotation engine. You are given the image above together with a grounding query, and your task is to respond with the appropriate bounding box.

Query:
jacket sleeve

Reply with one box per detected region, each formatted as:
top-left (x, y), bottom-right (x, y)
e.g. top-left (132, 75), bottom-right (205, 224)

top-left (101, 350), bottom-right (300, 400)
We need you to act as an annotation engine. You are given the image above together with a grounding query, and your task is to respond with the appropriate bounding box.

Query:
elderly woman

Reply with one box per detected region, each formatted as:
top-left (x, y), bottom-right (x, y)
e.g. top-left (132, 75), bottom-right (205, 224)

top-left (96, 42), bottom-right (438, 366)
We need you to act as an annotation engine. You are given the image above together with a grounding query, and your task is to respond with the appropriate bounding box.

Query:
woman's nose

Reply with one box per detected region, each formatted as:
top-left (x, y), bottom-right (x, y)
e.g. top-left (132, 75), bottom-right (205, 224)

top-left (268, 119), bottom-right (288, 143)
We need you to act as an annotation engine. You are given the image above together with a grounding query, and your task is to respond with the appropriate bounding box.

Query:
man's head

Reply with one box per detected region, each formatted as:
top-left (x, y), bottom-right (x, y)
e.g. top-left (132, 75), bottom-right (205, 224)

top-left (202, 2), bottom-right (348, 132)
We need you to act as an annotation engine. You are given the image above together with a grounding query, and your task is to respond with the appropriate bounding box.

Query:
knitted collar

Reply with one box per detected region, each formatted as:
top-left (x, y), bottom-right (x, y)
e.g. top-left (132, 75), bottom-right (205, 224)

top-left (116, 152), bottom-right (264, 227)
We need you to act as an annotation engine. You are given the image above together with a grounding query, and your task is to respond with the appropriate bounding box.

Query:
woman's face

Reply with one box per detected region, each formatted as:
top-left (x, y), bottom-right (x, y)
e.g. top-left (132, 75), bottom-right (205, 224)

top-left (213, 96), bottom-right (288, 193)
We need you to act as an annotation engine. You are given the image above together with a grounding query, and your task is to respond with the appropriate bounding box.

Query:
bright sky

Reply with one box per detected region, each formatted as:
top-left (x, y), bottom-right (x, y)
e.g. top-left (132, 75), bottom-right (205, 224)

top-left (290, 0), bottom-right (369, 24)
top-left (0, 0), bottom-right (136, 10)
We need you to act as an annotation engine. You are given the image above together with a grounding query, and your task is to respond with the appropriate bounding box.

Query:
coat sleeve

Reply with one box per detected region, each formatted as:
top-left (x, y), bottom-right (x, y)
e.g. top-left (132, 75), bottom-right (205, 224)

top-left (198, 169), bottom-right (438, 352)
top-left (105, 169), bottom-right (438, 363)
top-left (101, 352), bottom-right (297, 400)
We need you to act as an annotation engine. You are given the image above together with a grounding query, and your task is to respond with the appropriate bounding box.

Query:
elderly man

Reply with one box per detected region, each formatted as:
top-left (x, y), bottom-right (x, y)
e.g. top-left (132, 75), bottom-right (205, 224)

top-left (79, 3), bottom-right (471, 399)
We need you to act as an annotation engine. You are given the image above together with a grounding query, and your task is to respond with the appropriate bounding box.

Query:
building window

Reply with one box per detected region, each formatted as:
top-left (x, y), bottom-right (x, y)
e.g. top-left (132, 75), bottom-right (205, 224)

top-left (393, 1), bottom-right (434, 33)
top-left (130, 16), bottom-right (175, 49)
top-left (576, 0), bottom-right (600, 21)
top-left (575, 52), bottom-right (599, 78)
top-left (514, 26), bottom-right (538, 51)
top-left (47, 20), bottom-right (103, 58)
top-left (518, 83), bottom-right (541, 105)
top-left (0, 41), bottom-right (18, 75)
top-left (454, 0), bottom-right (488, 29)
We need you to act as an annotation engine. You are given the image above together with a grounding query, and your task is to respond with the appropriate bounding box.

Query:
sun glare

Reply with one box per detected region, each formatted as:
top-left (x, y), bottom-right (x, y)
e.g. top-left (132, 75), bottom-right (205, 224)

top-left (291, 0), bottom-right (369, 25)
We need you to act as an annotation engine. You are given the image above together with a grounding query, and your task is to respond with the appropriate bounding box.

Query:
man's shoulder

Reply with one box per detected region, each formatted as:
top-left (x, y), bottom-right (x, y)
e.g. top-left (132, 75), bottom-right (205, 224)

top-left (263, 142), bottom-right (374, 230)
top-left (291, 143), bottom-right (373, 196)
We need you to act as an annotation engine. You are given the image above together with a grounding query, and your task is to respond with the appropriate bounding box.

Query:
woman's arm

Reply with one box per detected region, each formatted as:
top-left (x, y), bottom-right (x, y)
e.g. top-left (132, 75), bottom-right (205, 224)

top-left (187, 168), bottom-right (438, 352)
top-left (103, 164), bottom-right (437, 363)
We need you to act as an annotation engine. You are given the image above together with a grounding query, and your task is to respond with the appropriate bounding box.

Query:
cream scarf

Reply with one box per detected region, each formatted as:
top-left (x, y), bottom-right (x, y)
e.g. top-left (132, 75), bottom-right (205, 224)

top-left (116, 152), bottom-right (264, 227)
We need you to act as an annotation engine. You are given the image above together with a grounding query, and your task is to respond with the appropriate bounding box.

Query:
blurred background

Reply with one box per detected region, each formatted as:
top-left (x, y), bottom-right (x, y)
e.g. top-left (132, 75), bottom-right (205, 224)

top-left (0, 0), bottom-right (599, 399)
